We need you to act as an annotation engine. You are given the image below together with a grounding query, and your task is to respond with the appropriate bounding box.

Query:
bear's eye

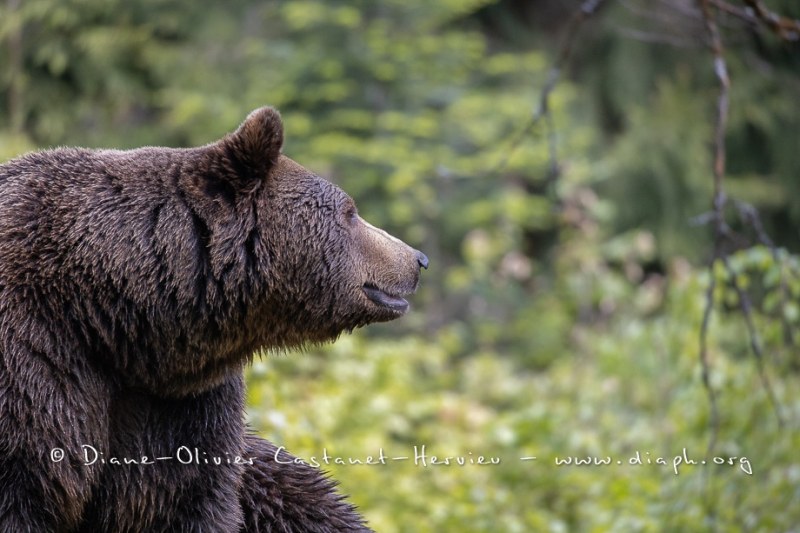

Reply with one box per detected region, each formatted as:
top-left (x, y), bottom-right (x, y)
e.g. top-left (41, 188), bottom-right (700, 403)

top-left (343, 203), bottom-right (358, 224)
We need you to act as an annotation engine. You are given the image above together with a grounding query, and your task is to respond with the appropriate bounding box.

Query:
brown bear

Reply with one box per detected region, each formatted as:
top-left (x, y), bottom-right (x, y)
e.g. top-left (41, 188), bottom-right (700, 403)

top-left (0, 107), bottom-right (427, 532)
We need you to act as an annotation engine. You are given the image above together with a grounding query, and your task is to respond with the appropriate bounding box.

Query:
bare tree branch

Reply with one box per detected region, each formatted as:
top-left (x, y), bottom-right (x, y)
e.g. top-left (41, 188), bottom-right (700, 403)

top-left (708, 0), bottom-right (800, 40)
top-left (743, 0), bottom-right (800, 41)
top-left (735, 200), bottom-right (796, 350)
top-left (721, 255), bottom-right (785, 427)
top-left (492, 0), bottom-right (610, 177)
top-left (696, 0), bottom-right (787, 442)
top-left (697, 0), bottom-right (730, 457)
top-left (698, 243), bottom-right (721, 457)
top-left (709, 0), bottom-right (760, 25)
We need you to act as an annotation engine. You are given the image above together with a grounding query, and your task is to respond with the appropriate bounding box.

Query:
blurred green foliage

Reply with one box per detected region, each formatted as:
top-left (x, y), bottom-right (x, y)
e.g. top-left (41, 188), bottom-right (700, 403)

top-left (2, 0), bottom-right (799, 530)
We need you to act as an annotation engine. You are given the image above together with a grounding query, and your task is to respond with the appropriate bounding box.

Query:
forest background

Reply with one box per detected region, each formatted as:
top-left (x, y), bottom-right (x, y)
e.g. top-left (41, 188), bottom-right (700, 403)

top-left (1, 0), bottom-right (799, 530)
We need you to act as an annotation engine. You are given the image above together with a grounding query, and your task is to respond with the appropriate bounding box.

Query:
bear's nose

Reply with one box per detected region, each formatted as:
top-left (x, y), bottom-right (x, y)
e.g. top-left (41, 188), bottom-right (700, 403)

top-left (415, 250), bottom-right (429, 270)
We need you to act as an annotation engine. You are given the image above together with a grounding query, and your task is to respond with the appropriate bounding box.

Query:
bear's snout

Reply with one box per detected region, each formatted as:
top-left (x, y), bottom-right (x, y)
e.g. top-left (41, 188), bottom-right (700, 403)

top-left (356, 217), bottom-right (426, 319)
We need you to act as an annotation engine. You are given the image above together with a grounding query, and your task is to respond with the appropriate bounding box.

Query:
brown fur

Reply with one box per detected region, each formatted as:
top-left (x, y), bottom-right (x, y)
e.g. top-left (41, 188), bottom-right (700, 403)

top-left (0, 107), bottom-right (427, 531)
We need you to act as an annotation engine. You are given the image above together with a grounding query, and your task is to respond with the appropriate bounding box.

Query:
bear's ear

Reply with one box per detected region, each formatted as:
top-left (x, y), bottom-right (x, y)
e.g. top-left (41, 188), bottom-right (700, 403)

top-left (219, 106), bottom-right (284, 182)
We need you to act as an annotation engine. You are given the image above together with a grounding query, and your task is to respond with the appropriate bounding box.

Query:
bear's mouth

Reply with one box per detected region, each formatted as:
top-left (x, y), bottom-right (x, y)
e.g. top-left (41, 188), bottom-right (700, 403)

top-left (362, 283), bottom-right (410, 314)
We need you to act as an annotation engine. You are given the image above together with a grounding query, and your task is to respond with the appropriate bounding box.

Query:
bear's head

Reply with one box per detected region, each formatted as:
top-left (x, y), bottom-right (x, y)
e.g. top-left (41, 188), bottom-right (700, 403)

top-left (187, 107), bottom-right (428, 351)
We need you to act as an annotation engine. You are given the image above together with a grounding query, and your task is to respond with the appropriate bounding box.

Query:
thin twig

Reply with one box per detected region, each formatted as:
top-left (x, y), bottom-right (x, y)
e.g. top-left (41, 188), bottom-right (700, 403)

top-left (721, 255), bottom-right (785, 426)
top-left (491, 0), bottom-right (609, 176)
top-left (697, 0), bottom-right (786, 440)
top-left (699, 250), bottom-right (721, 457)
top-left (735, 201), bottom-right (796, 348)
top-left (709, 0), bottom-right (759, 25)
top-left (697, 0), bottom-right (730, 458)
top-left (743, 0), bottom-right (800, 41)
top-left (708, 0), bottom-right (800, 40)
